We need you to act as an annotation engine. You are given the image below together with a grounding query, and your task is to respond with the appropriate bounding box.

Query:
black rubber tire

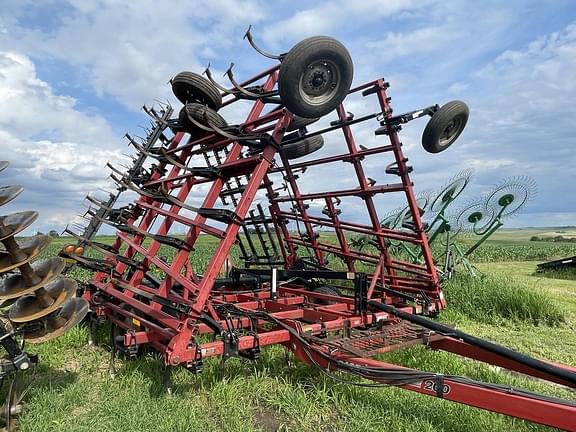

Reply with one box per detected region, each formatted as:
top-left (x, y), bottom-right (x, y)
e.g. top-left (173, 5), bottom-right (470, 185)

top-left (279, 36), bottom-right (353, 118)
top-left (287, 115), bottom-right (320, 132)
top-left (310, 285), bottom-right (342, 305)
top-left (269, 106), bottom-right (320, 132)
top-left (171, 71), bottom-right (222, 110)
top-left (281, 133), bottom-right (324, 160)
top-left (179, 103), bottom-right (228, 133)
top-left (422, 101), bottom-right (469, 153)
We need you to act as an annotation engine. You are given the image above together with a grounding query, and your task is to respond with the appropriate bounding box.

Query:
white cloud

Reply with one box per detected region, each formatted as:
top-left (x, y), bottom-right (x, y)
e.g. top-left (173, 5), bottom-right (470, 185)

top-left (261, 0), bottom-right (435, 46)
top-left (0, 1), bottom-right (575, 233)
top-left (0, 51), bottom-right (115, 144)
top-left (0, 0), bottom-right (268, 109)
top-left (367, 26), bottom-right (464, 62)
top-left (0, 51), bottom-right (126, 230)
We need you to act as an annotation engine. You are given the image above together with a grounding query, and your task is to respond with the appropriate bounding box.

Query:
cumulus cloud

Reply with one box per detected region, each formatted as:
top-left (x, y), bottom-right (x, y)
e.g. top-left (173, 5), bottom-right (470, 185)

top-left (0, 0), bottom-right (268, 109)
top-left (0, 0), bottom-right (575, 233)
top-left (0, 51), bottom-right (126, 231)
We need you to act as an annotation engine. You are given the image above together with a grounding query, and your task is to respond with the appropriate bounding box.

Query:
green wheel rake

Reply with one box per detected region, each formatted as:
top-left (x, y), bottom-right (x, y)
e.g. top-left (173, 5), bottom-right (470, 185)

top-left (445, 176), bottom-right (537, 276)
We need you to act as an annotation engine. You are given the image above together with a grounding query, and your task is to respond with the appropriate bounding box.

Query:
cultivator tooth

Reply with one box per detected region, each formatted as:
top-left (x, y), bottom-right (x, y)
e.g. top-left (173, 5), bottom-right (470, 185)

top-left (243, 25), bottom-right (283, 60)
top-left (203, 64), bottom-right (235, 95)
top-left (225, 63), bottom-right (277, 100)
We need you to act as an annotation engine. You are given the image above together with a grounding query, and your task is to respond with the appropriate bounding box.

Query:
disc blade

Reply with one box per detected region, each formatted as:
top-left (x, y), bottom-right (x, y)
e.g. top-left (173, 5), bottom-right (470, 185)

top-left (0, 377), bottom-right (15, 425)
top-left (0, 161), bottom-right (8, 173)
top-left (9, 278), bottom-right (77, 323)
top-left (0, 256), bottom-right (65, 300)
top-left (0, 235), bottom-right (52, 275)
top-left (0, 297), bottom-right (17, 308)
top-left (0, 211), bottom-right (39, 241)
top-left (21, 297), bottom-right (89, 344)
top-left (0, 186), bottom-right (24, 207)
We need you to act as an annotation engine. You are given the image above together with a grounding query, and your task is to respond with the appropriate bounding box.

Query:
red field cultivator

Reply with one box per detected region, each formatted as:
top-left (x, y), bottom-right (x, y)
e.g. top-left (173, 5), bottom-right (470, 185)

top-left (63, 32), bottom-right (576, 430)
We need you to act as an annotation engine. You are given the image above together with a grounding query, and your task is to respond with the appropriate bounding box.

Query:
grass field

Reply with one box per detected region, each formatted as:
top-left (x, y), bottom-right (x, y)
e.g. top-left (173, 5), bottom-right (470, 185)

top-left (6, 230), bottom-right (576, 432)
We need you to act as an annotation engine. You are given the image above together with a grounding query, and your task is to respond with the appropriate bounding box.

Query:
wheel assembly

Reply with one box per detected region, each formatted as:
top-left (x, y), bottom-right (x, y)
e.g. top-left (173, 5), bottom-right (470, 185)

top-left (422, 100), bottom-right (469, 153)
top-left (429, 168), bottom-right (474, 214)
top-left (178, 103), bottom-right (228, 133)
top-left (171, 72), bottom-right (222, 110)
top-left (281, 133), bottom-right (324, 160)
top-left (34, 30), bottom-right (576, 431)
top-left (279, 36), bottom-right (354, 118)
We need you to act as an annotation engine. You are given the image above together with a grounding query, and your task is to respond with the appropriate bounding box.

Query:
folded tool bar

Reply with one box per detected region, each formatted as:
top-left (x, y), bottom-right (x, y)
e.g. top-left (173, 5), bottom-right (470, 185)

top-left (68, 31), bottom-right (576, 431)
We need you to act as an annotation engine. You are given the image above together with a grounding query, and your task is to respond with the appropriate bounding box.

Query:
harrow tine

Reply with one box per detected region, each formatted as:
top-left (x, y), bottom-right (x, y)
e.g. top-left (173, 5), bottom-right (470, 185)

top-left (243, 25), bottom-right (283, 60)
top-left (125, 134), bottom-right (147, 151)
top-left (203, 64), bottom-right (236, 95)
top-left (85, 195), bottom-right (111, 210)
top-left (0, 161), bottom-right (9, 173)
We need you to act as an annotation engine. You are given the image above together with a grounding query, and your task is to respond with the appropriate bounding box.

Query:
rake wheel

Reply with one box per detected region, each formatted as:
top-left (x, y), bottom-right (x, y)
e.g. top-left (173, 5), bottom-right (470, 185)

top-left (429, 169), bottom-right (474, 213)
top-left (279, 36), bottom-right (353, 118)
top-left (452, 199), bottom-right (496, 235)
top-left (485, 177), bottom-right (537, 218)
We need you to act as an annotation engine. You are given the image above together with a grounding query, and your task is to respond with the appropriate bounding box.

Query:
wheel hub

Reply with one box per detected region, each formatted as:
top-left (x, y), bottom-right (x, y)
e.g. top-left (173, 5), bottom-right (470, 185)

top-left (440, 117), bottom-right (462, 145)
top-left (299, 60), bottom-right (340, 106)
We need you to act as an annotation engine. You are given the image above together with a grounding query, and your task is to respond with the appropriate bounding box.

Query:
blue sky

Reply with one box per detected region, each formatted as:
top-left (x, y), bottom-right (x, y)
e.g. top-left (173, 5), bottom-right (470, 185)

top-left (0, 0), bottom-right (575, 233)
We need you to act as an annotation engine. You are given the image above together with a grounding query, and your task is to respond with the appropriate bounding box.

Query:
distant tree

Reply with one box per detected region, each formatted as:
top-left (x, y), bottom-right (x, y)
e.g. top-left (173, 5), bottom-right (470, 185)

top-left (48, 230), bottom-right (60, 237)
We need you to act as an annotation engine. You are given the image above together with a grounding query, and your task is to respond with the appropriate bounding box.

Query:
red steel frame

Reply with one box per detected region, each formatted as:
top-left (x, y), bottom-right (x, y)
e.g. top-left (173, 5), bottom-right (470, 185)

top-left (82, 64), bottom-right (576, 431)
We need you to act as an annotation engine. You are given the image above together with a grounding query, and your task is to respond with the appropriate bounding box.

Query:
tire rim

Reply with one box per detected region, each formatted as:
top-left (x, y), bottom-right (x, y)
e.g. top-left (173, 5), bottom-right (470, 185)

top-left (299, 60), bottom-right (340, 106)
top-left (438, 115), bottom-right (464, 147)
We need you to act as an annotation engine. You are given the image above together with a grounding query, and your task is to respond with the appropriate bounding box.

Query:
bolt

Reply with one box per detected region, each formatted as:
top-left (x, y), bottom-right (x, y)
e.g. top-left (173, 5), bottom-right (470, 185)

top-left (20, 361), bottom-right (29, 370)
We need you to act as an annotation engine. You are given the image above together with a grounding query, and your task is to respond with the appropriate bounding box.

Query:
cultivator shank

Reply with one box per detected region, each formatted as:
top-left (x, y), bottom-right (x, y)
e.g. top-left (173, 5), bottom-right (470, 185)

top-left (68, 33), bottom-right (576, 430)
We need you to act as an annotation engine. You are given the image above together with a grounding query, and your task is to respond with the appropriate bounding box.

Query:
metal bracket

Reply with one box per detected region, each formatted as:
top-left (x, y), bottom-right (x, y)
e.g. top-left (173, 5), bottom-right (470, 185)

top-left (354, 273), bottom-right (369, 315)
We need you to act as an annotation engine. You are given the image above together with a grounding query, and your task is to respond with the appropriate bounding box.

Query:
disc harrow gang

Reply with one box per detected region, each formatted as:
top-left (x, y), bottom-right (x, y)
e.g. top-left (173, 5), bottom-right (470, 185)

top-left (63, 33), bottom-right (576, 430)
top-left (0, 161), bottom-right (88, 430)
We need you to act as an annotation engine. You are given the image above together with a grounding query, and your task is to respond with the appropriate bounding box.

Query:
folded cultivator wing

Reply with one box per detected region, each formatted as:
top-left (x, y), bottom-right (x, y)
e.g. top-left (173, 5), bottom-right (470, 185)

top-left (63, 32), bottom-right (575, 430)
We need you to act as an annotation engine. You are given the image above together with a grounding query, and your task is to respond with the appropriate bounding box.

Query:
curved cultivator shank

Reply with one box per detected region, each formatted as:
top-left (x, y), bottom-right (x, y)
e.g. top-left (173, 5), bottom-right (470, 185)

top-left (65, 33), bottom-right (576, 430)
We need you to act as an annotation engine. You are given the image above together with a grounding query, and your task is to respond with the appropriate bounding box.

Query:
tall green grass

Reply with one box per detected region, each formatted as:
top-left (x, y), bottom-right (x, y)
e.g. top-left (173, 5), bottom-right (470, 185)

top-left (444, 273), bottom-right (566, 326)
